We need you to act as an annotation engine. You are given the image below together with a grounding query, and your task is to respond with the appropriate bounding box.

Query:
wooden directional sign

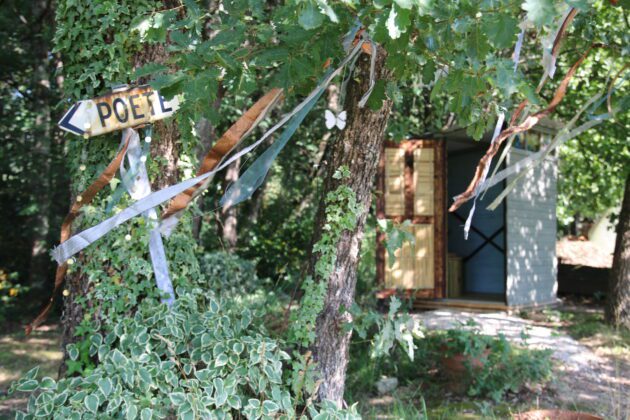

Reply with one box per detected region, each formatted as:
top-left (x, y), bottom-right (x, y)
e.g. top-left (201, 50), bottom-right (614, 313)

top-left (58, 85), bottom-right (179, 138)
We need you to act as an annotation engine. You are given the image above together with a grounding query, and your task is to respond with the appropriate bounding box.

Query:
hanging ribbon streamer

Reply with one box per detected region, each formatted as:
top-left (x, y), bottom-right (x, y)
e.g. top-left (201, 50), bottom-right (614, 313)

top-left (460, 111), bottom-right (505, 240)
top-left (536, 7), bottom-right (578, 92)
top-left (26, 131), bottom-right (133, 334)
top-left (159, 88), bottom-right (284, 236)
top-left (449, 43), bottom-right (604, 214)
top-left (220, 37), bottom-right (368, 208)
top-left (52, 35), bottom-right (370, 266)
top-left (220, 78), bottom-right (328, 208)
top-left (512, 22), bottom-right (526, 72)
top-left (484, 75), bottom-right (626, 211)
top-left (120, 128), bottom-right (175, 305)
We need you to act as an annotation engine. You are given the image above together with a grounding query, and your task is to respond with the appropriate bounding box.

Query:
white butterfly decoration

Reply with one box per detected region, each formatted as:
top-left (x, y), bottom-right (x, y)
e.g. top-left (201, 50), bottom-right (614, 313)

top-left (324, 109), bottom-right (347, 130)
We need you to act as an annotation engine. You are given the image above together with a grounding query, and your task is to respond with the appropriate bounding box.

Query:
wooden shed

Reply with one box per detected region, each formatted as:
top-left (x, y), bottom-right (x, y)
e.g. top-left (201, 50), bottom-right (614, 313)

top-left (376, 122), bottom-right (560, 311)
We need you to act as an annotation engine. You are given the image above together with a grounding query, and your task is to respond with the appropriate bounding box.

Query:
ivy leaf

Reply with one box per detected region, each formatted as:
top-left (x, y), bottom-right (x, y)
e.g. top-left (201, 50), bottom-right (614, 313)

top-left (214, 353), bottom-right (229, 367)
top-left (227, 395), bottom-right (242, 410)
top-left (126, 403), bottom-right (138, 420)
top-left (39, 377), bottom-right (56, 391)
top-left (483, 14), bottom-right (519, 49)
top-left (262, 400), bottom-right (279, 415)
top-left (169, 392), bottom-right (186, 406)
top-left (23, 367), bottom-right (40, 380)
top-left (298, 2), bottom-right (324, 30)
top-left (215, 389), bottom-right (228, 407)
top-left (522, 0), bottom-right (557, 27)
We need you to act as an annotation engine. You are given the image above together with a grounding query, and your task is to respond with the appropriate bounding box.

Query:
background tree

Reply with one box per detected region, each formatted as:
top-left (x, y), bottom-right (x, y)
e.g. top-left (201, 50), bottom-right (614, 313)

top-left (0, 0), bottom-right (68, 324)
top-left (606, 174), bottom-right (630, 328)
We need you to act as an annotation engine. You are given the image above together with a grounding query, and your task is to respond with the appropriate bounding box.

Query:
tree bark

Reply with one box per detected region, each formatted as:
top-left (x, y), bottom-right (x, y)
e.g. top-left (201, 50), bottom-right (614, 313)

top-left (310, 46), bottom-right (392, 405)
top-left (605, 173), bottom-right (630, 329)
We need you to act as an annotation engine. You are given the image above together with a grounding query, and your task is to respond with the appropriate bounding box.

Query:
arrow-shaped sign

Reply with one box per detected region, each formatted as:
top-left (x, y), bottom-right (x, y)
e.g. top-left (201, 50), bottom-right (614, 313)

top-left (58, 85), bottom-right (180, 138)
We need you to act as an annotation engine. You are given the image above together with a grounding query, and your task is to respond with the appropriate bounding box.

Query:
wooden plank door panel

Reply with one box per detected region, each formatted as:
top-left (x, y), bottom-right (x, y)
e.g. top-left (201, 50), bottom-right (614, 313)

top-left (377, 140), bottom-right (445, 299)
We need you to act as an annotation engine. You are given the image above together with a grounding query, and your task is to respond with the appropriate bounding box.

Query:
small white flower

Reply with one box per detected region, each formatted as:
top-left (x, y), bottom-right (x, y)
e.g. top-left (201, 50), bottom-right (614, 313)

top-left (76, 195), bottom-right (83, 202)
top-left (145, 136), bottom-right (152, 143)
top-left (140, 156), bottom-right (147, 163)
top-left (67, 258), bottom-right (75, 265)
top-left (124, 234), bottom-right (132, 241)
top-left (79, 164), bottom-right (86, 171)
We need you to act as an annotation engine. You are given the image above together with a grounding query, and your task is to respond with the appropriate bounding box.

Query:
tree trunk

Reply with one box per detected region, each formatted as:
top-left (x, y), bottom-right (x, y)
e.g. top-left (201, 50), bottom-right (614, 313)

top-left (59, 10), bottom-right (182, 376)
top-left (605, 173), bottom-right (630, 329)
top-left (310, 46), bottom-right (392, 405)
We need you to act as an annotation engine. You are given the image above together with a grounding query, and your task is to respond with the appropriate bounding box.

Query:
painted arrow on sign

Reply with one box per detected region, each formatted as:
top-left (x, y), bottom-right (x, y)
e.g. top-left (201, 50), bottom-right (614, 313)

top-left (58, 85), bottom-right (180, 138)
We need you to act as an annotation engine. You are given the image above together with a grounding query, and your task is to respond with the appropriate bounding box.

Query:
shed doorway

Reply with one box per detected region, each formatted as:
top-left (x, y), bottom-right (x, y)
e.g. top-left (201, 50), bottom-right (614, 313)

top-left (446, 139), bottom-right (507, 303)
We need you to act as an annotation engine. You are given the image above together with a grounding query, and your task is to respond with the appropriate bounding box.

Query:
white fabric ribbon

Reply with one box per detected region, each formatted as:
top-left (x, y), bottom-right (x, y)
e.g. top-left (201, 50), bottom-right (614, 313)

top-left (512, 21), bottom-right (527, 72)
top-left (120, 129), bottom-right (174, 305)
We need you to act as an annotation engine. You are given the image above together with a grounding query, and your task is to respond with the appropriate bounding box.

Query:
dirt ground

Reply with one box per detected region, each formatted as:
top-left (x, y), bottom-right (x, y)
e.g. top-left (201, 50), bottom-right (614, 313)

top-left (524, 305), bottom-right (630, 420)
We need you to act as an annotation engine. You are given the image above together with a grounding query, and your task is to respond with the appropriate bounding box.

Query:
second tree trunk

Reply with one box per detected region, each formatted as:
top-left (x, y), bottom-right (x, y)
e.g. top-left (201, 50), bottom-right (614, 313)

top-left (310, 46), bottom-right (392, 405)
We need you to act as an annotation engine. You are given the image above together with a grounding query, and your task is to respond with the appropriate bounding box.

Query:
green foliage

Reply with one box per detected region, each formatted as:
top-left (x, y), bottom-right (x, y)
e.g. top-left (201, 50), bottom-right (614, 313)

top-left (53, 0), bottom-right (158, 99)
top-left (522, 0), bottom-right (557, 27)
top-left (376, 219), bottom-right (415, 268)
top-left (552, 2), bottom-right (628, 228)
top-left (429, 323), bottom-right (553, 401)
top-left (11, 287), bottom-right (361, 419)
top-left (0, 0), bottom-right (68, 301)
top-left (347, 321), bottom-right (553, 404)
top-left (199, 251), bottom-right (263, 297)
top-left (348, 297), bottom-right (423, 361)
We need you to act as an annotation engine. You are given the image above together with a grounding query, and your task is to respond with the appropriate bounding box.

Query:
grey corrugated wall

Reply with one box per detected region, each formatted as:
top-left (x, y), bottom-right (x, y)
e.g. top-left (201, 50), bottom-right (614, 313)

top-left (506, 148), bottom-right (558, 307)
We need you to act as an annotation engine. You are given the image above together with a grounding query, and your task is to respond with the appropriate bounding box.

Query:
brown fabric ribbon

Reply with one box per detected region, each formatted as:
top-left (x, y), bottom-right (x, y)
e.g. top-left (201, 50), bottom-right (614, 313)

top-left (26, 130), bottom-right (134, 334)
top-left (449, 43), bottom-right (604, 213)
top-left (161, 88), bottom-right (284, 220)
top-left (552, 8), bottom-right (578, 59)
